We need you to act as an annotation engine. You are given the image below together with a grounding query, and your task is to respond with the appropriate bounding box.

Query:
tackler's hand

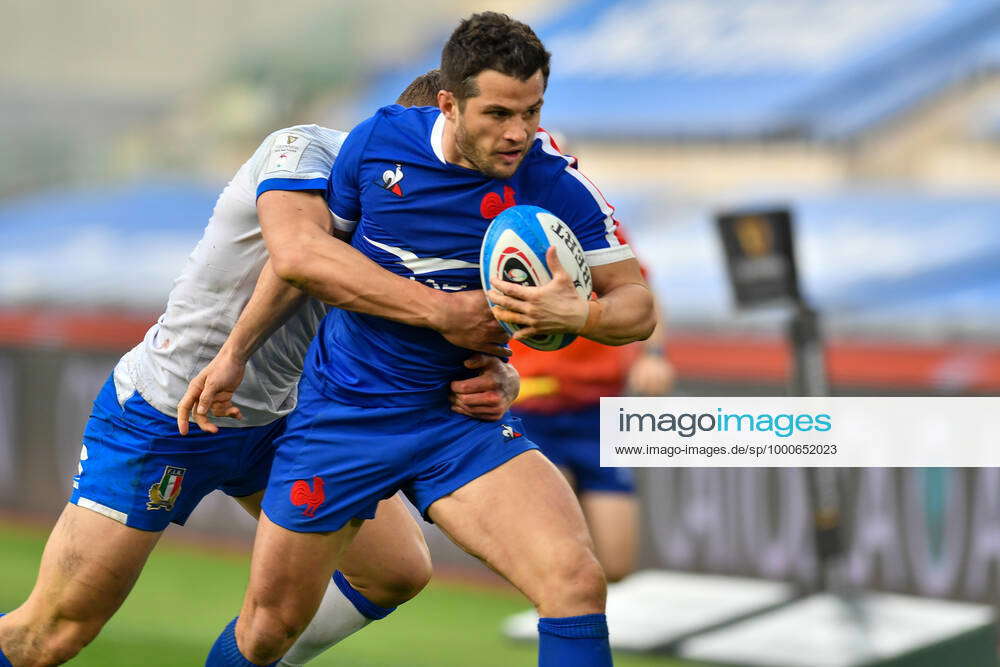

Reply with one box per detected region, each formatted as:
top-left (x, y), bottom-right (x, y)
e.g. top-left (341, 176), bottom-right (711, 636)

top-left (450, 354), bottom-right (520, 421)
top-left (177, 352), bottom-right (246, 435)
top-left (435, 289), bottom-right (511, 356)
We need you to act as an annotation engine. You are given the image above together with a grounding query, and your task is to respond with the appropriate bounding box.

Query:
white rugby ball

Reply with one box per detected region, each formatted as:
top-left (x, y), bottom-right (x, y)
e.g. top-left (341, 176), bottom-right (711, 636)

top-left (480, 205), bottom-right (592, 351)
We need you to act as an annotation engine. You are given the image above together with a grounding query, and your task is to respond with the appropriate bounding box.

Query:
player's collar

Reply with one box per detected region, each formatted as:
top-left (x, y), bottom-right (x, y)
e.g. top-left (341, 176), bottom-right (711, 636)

top-left (430, 112), bottom-right (447, 164)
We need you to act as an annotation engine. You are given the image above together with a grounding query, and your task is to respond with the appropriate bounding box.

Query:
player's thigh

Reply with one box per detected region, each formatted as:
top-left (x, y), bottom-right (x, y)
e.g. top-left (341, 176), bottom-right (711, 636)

top-left (243, 511), bottom-right (362, 624)
top-left (22, 503), bottom-right (162, 621)
top-left (426, 449), bottom-right (595, 597)
top-left (338, 494), bottom-right (431, 599)
top-left (580, 491), bottom-right (640, 582)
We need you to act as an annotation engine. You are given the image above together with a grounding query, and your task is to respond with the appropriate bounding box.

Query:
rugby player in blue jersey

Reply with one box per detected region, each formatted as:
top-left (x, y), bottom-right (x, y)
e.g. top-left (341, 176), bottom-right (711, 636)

top-left (0, 75), bottom-right (517, 667)
top-left (201, 13), bottom-right (655, 667)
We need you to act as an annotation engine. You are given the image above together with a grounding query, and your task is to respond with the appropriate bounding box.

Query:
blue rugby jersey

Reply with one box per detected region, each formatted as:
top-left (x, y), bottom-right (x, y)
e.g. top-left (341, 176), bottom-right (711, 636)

top-left (312, 105), bottom-right (634, 406)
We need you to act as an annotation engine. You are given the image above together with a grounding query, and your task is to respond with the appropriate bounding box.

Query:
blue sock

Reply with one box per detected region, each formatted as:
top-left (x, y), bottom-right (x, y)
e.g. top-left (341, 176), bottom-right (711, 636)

top-left (206, 617), bottom-right (278, 667)
top-left (537, 614), bottom-right (612, 667)
top-left (0, 613), bottom-right (12, 667)
top-left (332, 570), bottom-right (397, 620)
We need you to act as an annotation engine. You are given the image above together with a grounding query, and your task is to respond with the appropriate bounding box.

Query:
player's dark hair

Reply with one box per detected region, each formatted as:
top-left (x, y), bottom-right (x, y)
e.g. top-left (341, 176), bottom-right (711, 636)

top-left (440, 12), bottom-right (550, 103)
top-left (396, 69), bottom-right (442, 107)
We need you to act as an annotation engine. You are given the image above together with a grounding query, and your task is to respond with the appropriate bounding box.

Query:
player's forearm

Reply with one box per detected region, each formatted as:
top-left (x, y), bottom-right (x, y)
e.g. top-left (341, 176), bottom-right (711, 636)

top-left (258, 190), bottom-right (451, 332)
top-left (582, 283), bottom-right (656, 346)
top-left (270, 224), bottom-right (448, 331)
top-left (640, 299), bottom-right (668, 354)
top-left (220, 259), bottom-right (308, 364)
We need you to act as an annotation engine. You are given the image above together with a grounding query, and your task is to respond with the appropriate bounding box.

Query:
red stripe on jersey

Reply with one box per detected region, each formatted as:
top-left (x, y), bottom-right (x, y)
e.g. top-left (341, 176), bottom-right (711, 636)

top-left (535, 129), bottom-right (620, 245)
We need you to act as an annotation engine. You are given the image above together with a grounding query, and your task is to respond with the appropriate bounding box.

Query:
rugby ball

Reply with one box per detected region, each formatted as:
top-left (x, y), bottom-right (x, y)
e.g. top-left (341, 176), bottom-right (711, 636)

top-left (480, 205), bottom-right (592, 351)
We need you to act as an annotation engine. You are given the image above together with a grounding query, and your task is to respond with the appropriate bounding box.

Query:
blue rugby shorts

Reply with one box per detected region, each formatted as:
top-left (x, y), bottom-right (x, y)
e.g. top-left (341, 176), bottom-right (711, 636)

top-left (70, 374), bottom-right (283, 531)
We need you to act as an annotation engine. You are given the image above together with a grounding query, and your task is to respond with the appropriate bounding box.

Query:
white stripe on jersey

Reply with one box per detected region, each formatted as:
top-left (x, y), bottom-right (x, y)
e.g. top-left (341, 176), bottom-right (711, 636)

top-left (363, 235), bottom-right (479, 274)
top-left (333, 213), bottom-right (358, 233)
top-left (535, 129), bottom-right (625, 253)
top-left (581, 244), bottom-right (636, 267)
top-left (430, 113), bottom-right (447, 164)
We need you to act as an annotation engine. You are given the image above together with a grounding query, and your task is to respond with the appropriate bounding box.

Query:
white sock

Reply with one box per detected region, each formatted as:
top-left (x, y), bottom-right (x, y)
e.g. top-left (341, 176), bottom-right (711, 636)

top-left (279, 578), bottom-right (371, 666)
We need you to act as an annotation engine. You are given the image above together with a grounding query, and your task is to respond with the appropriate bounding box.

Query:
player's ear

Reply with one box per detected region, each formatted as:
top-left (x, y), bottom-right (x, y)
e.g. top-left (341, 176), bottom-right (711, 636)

top-left (439, 90), bottom-right (458, 119)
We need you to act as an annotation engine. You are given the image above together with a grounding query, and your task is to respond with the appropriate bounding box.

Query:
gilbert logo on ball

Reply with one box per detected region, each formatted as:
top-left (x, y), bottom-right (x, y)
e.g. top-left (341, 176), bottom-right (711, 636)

top-left (480, 205), bottom-right (592, 351)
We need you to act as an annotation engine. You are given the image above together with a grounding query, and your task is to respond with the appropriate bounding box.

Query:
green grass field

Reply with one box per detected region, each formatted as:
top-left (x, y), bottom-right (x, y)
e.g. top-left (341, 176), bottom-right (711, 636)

top-left (0, 520), bottom-right (694, 666)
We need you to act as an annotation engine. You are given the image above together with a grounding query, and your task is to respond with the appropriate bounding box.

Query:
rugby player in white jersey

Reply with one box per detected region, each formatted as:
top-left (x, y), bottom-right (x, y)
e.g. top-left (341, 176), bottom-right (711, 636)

top-left (0, 74), bottom-right (516, 667)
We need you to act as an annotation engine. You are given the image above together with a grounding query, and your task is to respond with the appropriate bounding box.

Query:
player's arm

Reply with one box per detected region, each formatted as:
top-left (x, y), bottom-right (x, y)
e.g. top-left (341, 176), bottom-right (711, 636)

top-left (178, 257), bottom-right (518, 432)
top-left (177, 251), bottom-right (518, 432)
top-left (584, 256), bottom-right (656, 344)
top-left (489, 248), bottom-right (654, 345)
top-left (257, 189), bottom-right (507, 356)
top-left (178, 193), bottom-right (513, 433)
top-left (625, 297), bottom-right (676, 395)
top-left (488, 146), bottom-right (656, 345)
top-left (177, 258), bottom-right (306, 434)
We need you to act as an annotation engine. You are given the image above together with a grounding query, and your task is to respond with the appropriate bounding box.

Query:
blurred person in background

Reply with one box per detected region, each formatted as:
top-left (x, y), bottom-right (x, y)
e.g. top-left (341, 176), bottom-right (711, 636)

top-left (0, 73), bottom-right (517, 667)
top-left (511, 130), bottom-right (673, 583)
top-left (510, 299), bottom-right (673, 583)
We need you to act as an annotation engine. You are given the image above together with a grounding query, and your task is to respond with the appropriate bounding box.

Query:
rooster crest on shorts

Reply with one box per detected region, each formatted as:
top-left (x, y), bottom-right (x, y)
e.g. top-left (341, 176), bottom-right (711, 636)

top-left (291, 476), bottom-right (326, 517)
top-left (147, 465), bottom-right (186, 510)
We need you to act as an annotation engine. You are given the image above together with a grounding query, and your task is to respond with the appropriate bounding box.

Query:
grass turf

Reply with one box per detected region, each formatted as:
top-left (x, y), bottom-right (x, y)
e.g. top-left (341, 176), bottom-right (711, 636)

top-left (0, 519), bottom-right (694, 666)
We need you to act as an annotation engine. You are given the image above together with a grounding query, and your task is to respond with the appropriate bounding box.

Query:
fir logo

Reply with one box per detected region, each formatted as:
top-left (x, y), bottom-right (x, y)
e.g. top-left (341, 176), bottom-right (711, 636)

top-left (147, 465), bottom-right (186, 511)
top-left (378, 163), bottom-right (404, 196)
top-left (501, 424), bottom-right (523, 440)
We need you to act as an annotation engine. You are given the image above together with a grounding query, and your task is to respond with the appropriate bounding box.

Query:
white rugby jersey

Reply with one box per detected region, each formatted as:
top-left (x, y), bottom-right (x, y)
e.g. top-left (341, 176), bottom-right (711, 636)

top-left (114, 124), bottom-right (346, 427)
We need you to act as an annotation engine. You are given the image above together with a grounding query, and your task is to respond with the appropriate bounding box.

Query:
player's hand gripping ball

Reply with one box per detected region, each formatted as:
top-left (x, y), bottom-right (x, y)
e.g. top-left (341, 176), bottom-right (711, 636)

top-left (480, 205), bottom-right (592, 350)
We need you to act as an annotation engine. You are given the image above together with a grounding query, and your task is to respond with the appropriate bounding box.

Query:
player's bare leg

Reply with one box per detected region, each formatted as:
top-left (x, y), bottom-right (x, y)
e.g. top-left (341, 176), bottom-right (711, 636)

top-left (233, 491), bottom-right (430, 608)
top-left (580, 492), bottom-right (639, 583)
top-left (230, 491), bottom-right (431, 666)
top-left (220, 512), bottom-right (361, 665)
top-left (336, 495), bottom-right (431, 606)
top-left (428, 449), bottom-right (611, 665)
top-left (0, 504), bottom-right (162, 666)
top-left (428, 450), bottom-right (604, 615)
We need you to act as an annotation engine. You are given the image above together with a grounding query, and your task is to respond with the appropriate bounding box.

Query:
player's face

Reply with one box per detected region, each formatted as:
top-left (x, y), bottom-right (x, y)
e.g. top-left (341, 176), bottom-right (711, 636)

top-left (450, 69), bottom-right (545, 179)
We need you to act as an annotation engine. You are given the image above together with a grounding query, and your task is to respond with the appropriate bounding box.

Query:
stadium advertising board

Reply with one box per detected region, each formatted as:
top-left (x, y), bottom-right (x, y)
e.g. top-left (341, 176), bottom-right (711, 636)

top-left (717, 208), bottom-right (800, 307)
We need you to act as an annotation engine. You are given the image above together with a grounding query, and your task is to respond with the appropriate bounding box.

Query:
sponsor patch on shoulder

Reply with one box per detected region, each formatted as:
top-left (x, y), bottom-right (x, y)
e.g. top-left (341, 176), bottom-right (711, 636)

top-left (262, 132), bottom-right (311, 175)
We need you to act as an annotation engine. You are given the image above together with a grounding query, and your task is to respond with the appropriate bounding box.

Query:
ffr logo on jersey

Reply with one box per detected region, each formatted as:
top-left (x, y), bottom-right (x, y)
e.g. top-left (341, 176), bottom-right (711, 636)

top-left (480, 186), bottom-right (517, 219)
top-left (378, 163), bottom-right (404, 196)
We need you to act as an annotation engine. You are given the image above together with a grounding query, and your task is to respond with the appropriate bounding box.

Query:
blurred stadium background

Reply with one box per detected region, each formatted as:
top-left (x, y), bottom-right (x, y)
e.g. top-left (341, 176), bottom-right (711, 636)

top-left (3, 0), bottom-right (1000, 664)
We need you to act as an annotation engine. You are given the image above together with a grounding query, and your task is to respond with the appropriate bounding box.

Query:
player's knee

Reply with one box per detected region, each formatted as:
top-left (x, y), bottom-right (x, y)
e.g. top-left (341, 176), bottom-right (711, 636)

top-left (345, 531), bottom-right (433, 608)
top-left (240, 606), bottom-right (308, 664)
top-left (537, 544), bottom-right (607, 614)
top-left (351, 551), bottom-right (432, 608)
top-left (383, 549), bottom-right (433, 605)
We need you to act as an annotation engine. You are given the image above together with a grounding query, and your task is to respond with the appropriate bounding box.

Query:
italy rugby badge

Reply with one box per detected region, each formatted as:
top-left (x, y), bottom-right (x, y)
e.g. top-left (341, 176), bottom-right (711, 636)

top-left (147, 465), bottom-right (186, 511)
